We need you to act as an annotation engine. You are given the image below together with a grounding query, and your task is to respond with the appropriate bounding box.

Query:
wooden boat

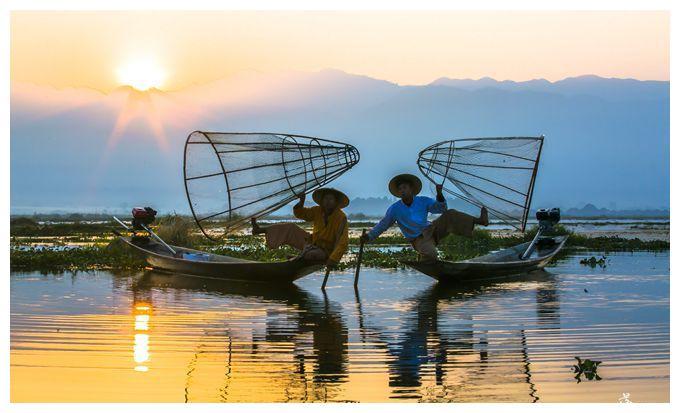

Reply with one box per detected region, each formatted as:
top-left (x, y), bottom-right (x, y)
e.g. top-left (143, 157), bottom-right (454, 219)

top-left (403, 235), bottom-right (568, 283)
top-left (119, 236), bottom-right (324, 283)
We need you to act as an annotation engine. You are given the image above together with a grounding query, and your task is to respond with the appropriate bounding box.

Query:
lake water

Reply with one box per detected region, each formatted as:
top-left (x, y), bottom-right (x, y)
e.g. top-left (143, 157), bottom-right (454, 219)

top-left (10, 251), bottom-right (669, 402)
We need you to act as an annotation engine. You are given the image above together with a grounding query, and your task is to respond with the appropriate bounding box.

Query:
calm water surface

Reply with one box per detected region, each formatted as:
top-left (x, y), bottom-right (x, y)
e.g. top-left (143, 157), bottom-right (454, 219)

top-left (11, 251), bottom-right (669, 402)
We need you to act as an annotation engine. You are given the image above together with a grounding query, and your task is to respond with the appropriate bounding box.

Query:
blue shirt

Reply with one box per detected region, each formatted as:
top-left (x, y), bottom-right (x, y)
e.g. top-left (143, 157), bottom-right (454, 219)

top-left (368, 196), bottom-right (447, 240)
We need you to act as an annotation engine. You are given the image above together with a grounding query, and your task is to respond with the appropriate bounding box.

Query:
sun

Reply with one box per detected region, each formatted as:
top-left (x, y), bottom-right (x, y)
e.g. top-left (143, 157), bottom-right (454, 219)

top-left (116, 58), bottom-right (166, 91)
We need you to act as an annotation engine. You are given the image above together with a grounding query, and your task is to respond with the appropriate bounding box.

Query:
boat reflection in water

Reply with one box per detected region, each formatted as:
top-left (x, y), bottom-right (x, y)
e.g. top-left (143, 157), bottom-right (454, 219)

top-left (10, 257), bottom-right (669, 402)
top-left (127, 270), bottom-right (560, 402)
top-left (131, 272), bottom-right (350, 402)
top-left (353, 272), bottom-right (559, 402)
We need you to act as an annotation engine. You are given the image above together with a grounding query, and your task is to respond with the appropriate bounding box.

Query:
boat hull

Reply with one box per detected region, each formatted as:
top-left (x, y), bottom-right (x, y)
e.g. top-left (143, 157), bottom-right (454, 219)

top-left (119, 237), bottom-right (324, 283)
top-left (404, 235), bottom-right (568, 283)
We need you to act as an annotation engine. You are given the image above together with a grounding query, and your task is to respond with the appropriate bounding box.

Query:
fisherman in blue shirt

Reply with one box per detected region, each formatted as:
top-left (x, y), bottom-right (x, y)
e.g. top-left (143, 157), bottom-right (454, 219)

top-left (360, 174), bottom-right (488, 261)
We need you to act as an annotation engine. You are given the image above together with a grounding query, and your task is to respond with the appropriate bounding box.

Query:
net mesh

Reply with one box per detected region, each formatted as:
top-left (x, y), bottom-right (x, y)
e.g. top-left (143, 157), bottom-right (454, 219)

top-left (184, 131), bottom-right (359, 239)
top-left (418, 137), bottom-right (544, 231)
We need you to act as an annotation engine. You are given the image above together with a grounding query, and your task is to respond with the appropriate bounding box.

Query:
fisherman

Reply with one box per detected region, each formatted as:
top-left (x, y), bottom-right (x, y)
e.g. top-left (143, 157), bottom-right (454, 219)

top-left (360, 174), bottom-right (489, 261)
top-left (251, 187), bottom-right (349, 269)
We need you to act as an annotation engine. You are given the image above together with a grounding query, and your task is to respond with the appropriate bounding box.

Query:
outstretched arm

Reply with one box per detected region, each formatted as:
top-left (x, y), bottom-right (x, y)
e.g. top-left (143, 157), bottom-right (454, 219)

top-left (365, 208), bottom-right (395, 241)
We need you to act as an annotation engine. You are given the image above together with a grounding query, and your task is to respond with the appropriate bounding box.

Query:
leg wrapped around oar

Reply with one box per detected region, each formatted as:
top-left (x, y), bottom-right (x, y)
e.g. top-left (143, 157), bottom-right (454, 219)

top-left (412, 209), bottom-right (479, 261)
top-left (255, 221), bottom-right (327, 261)
top-left (432, 209), bottom-right (477, 240)
top-left (262, 222), bottom-right (310, 251)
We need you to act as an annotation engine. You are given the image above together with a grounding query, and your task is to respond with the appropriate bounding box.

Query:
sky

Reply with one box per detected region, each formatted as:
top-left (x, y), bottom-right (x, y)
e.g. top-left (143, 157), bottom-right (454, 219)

top-left (11, 11), bottom-right (669, 91)
top-left (9, 11), bottom-right (670, 213)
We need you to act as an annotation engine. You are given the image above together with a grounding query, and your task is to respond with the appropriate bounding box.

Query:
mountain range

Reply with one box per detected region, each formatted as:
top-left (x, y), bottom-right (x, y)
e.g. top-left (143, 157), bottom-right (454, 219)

top-left (10, 69), bottom-right (669, 214)
top-left (431, 75), bottom-right (668, 101)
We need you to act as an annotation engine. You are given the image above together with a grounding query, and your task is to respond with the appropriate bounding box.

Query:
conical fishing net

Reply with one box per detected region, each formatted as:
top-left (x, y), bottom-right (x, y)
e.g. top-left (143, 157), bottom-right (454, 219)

top-left (418, 137), bottom-right (544, 231)
top-left (184, 131), bottom-right (360, 239)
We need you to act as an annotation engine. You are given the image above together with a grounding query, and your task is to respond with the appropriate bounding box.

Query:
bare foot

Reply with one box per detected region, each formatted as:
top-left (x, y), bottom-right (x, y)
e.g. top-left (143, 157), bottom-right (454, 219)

top-left (478, 207), bottom-right (489, 226)
top-left (251, 217), bottom-right (264, 235)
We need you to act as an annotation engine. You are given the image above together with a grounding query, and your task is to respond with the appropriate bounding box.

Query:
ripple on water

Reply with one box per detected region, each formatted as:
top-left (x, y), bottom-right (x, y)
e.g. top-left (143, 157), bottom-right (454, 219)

top-left (10, 252), bottom-right (669, 402)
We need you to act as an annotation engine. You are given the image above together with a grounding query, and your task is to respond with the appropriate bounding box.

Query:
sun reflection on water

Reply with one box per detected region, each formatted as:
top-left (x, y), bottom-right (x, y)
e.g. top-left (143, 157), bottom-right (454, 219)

top-left (133, 302), bottom-right (152, 371)
top-left (8, 255), bottom-right (671, 402)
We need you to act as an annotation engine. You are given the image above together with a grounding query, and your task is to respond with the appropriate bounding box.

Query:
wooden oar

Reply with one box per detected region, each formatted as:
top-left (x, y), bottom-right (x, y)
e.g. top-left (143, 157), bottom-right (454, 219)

top-left (321, 267), bottom-right (331, 290)
top-left (353, 229), bottom-right (367, 289)
top-left (140, 223), bottom-right (177, 256)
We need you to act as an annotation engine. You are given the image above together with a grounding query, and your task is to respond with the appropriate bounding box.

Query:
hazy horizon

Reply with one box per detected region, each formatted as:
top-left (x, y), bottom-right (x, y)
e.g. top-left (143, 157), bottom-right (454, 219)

top-left (11, 69), bottom-right (669, 214)
top-left (10, 11), bottom-right (669, 215)
top-left (10, 70), bottom-right (672, 94)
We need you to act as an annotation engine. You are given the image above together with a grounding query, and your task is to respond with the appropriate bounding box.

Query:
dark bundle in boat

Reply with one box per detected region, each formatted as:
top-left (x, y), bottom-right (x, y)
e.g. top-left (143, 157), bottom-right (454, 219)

top-left (184, 131), bottom-right (360, 239)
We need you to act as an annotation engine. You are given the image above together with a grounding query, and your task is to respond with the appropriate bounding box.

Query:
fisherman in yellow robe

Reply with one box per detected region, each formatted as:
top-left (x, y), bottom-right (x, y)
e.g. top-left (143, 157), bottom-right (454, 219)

top-left (251, 188), bottom-right (350, 268)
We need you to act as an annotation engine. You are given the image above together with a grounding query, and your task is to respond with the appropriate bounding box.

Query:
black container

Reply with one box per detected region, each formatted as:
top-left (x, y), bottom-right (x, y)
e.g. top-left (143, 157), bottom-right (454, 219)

top-left (536, 208), bottom-right (560, 224)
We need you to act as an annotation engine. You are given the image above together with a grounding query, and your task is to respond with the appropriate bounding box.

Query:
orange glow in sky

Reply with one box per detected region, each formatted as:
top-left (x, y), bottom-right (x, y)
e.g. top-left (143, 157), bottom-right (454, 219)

top-left (10, 11), bottom-right (669, 92)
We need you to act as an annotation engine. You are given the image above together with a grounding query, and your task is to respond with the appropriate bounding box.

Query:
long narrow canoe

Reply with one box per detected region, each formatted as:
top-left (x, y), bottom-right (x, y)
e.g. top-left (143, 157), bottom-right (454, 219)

top-left (403, 235), bottom-right (568, 283)
top-left (119, 236), bottom-right (324, 283)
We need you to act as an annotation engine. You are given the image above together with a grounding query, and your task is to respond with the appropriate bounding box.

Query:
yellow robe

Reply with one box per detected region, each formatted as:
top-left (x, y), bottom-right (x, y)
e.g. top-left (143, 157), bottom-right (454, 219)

top-left (293, 205), bottom-right (349, 262)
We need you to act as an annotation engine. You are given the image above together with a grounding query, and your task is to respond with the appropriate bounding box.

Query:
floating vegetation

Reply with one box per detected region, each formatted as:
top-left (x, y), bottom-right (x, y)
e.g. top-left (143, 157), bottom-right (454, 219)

top-left (9, 219), bottom-right (669, 272)
top-left (209, 244), bottom-right (299, 263)
top-left (10, 240), bottom-right (145, 273)
top-left (572, 357), bottom-right (602, 383)
top-left (358, 248), bottom-right (418, 269)
top-left (10, 221), bottom-right (120, 237)
top-left (580, 256), bottom-right (608, 268)
top-left (439, 229), bottom-right (524, 261)
top-left (10, 217), bottom-right (40, 228)
top-left (566, 235), bottom-right (669, 252)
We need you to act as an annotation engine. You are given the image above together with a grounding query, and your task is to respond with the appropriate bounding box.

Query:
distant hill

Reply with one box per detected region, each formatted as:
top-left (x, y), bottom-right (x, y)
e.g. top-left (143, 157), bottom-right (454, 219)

top-left (344, 197), bottom-right (393, 216)
top-left (10, 200), bottom-right (669, 221)
top-left (345, 199), bottom-right (669, 219)
top-left (431, 75), bottom-right (669, 102)
top-left (10, 70), bottom-right (669, 214)
top-left (561, 203), bottom-right (669, 218)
